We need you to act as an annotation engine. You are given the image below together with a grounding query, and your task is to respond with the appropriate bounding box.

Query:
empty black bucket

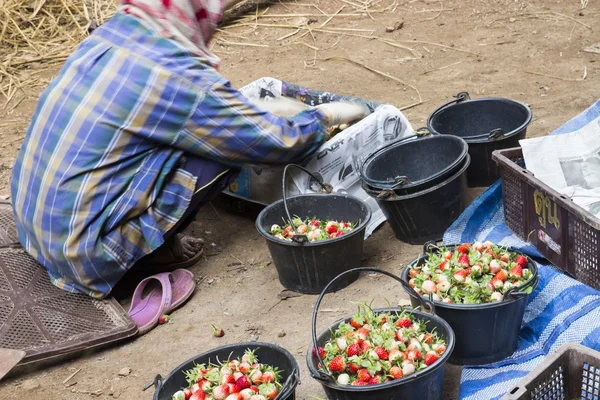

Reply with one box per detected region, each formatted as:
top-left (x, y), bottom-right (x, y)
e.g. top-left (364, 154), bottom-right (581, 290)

top-left (256, 165), bottom-right (371, 293)
top-left (147, 342), bottom-right (299, 399)
top-left (360, 133), bottom-right (468, 195)
top-left (308, 267), bottom-right (455, 400)
top-left (363, 155), bottom-right (470, 245)
top-left (401, 243), bottom-right (540, 365)
top-left (427, 92), bottom-right (532, 187)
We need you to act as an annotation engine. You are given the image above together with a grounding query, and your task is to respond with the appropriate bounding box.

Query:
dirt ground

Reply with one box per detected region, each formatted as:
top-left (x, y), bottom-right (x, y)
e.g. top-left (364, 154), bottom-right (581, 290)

top-left (0, 0), bottom-right (599, 398)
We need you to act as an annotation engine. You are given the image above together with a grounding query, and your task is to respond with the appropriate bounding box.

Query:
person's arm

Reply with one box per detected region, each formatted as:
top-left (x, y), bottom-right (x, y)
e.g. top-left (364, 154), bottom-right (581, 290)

top-left (179, 79), bottom-right (329, 167)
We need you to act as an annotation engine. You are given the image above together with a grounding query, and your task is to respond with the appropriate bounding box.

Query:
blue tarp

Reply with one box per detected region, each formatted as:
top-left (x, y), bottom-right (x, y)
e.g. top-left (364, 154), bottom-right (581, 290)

top-left (442, 100), bottom-right (600, 400)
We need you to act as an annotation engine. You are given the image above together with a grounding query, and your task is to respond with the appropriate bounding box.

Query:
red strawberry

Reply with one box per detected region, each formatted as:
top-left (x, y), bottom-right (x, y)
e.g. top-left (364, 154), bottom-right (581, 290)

top-left (510, 264), bottom-right (523, 277)
top-left (335, 231), bottom-right (344, 237)
top-left (190, 392), bottom-right (205, 400)
top-left (250, 386), bottom-right (259, 393)
top-left (457, 244), bottom-right (470, 254)
top-left (395, 330), bottom-right (405, 342)
top-left (222, 375), bottom-right (236, 384)
top-left (350, 316), bottom-right (364, 329)
top-left (375, 346), bottom-right (389, 360)
top-left (443, 250), bottom-right (453, 260)
top-left (515, 255), bottom-right (528, 267)
top-left (328, 356), bottom-right (346, 373)
top-left (236, 376), bottom-right (251, 390)
top-left (439, 260), bottom-right (449, 271)
top-left (495, 269), bottom-right (508, 282)
top-left (191, 383), bottom-right (201, 393)
top-left (312, 347), bottom-right (325, 359)
top-left (309, 220), bottom-right (319, 227)
top-left (261, 371), bottom-right (275, 384)
top-left (389, 366), bottom-right (403, 379)
top-left (184, 389), bottom-right (193, 400)
top-left (422, 333), bottom-right (434, 344)
top-left (360, 341), bottom-right (371, 351)
top-left (351, 380), bottom-right (368, 386)
top-left (453, 269), bottom-right (468, 282)
top-left (458, 254), bottom-right (470, 267)
top-left (212, 324), bottom-right (225, 337)
top-left (357, 369), bottom-right (371, 382)
top-left (408, 349), bottom-right (422, 361)
top-left (436, 345), bottom-right (447, 355)
top-left (500, 253), bottom-right (510, 263)
top-left (355, 327), bottom-right (369, 340)
top-left (327, 225), bottom-right (338, 234)
top-left (368, 376), bottom-right (382, 385)
top-left (158, 314), bottom-right (170, 324)
top-left (424, 351), bottom-right (439, 366)
top-left (347, 343), bottom-right (362, 357)
top-left (212, 384), bottom-right (230, 400)
top-left (228, 383), bottom-right (241, 393)
top-left (409, 268), bottom-right (419, 278)
top-left (396, 317), bottom-right (411, 328)
top-left (348, 363), bottom-right (360, 374)
top-left (491, 278), bottom-right (504, 289)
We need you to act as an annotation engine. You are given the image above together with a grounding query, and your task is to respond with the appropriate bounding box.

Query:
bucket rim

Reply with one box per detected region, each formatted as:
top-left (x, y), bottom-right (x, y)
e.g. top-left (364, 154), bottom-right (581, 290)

top-left (306, 307), bottom-right (455, 392)
top-left (363, 153), bottom-right (470, 201)
top-left (255, 193), bottom-right (372, 247)
top-left (401, 245), bottom-right (540, 309)
top-left (152, 342), bottom-right (300, 400)
top-left (360, 134), bottom-right (469, 191)
top-left (427, 96), bottom-right (533, 144)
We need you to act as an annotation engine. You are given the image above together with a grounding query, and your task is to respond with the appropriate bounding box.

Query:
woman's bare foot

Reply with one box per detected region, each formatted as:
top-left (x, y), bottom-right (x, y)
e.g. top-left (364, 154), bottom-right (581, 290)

top-left (135, 234), bottom-right (204, 271)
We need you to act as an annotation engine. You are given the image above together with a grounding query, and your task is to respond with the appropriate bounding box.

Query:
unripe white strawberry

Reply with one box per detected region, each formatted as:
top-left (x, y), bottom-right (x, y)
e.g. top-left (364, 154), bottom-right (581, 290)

top-left (402, 363), bottom-right (416, 376)
top-left (437, 280), bottom-right (451, 292)
top-left (422, 280), bottom-right (437, 294)
top-left (240, 389), bottom-right (254, 400)
top-left (490, 259), bottom-right (501, 274)
top-left (474, 241), bottom-right (484, 251)
top-left (336, 337), bottom-right (347, 351)
top-left (337, 373), bottom-right (350, 385)
top-left (491, 292), bottom-right (503, 302)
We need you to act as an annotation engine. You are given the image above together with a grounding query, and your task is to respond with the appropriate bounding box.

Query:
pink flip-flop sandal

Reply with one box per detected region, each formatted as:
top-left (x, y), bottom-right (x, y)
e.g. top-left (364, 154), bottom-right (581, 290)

top-left (128, 273), bottom-right (173, 335)
top-left (166, 269), bottom-right (195, 314)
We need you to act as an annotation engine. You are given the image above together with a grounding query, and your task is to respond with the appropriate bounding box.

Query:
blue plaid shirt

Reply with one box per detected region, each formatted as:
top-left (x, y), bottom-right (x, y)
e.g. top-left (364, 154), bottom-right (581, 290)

top-left (11, 12), bottom-right (327, 298)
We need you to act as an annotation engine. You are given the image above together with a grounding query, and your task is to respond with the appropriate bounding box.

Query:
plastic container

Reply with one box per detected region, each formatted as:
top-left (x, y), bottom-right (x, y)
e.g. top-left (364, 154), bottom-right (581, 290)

top-left (307, 267), bottom-right (455, 400)
top-left (402, 242), bottom-right (540, 365)
top-left (363, 154), bottom-right (470, 244)
top-left (359, 133), bottom-right (469, 195)
top-left (146, 342), bottom-right (300, 400)
top-left (493, 147), bottom-right (600, 292)
top-left (428, 92), bottom-right (532, 187)
top-left (502, 343), bottom-right (600, 399)
top-left (256, 165), bottom-right (372, 293)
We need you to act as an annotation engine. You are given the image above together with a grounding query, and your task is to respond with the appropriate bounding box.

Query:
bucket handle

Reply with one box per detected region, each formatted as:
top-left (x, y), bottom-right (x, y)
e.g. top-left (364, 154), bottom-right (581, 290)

top-left (460, 128), bottom-right (505, 142)
top-left (430, 92), bottom-right (471, 117)
top-left (310, 267), bottom-right (435, 383)
top-left (422, 241), bottom-right (540, 303)
top-left (142, 374), bottom-right (163, 394)
top-left (357, 128), bottom-right (431, 189)
top-left (276, 368), bottom-right (299, 399)
top-left (281, 164), bottom-right (333, 245)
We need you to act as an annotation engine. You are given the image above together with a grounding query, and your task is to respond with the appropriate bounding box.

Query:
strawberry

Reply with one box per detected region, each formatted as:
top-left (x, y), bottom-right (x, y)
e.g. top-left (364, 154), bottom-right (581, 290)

top-left (346, 343), bottom-right (362, 357)
top-left (443, 250), bottom-right (453, 260)
top-left (458, 254), bottom-right (470, 267)
top-left (510, 264), bottom-right (523, 277)
top-left (282, 226), bottom-right (294, 238)
top-left (436, 344), bottom-right (447, 355)
top-left (409, 268), bottom-right (419, 278)
top-left (515, 255), bottom-right (528, 267)
top-left (240, 389), bottom-right (254, 400)
top-left (491, 292), bottom-right (503, 302)
top-left (261, 371), bottom-right (275, 384)
top-left (375, 346), bottom-right (389, 360)
top-left (357, 369), bottom-right (371, 382)
top-left (190, 392), bottom-right (205, 400)
top-left (491, 277), bottom-right (504, 289)
top-left (184, 389), bottom-right (193, 400)
top-left (249, 396), bottom-right (266, 400)
top-left (360, 341), bottom-right (371, 351)
top-left (350, 316), bottom-right (364, 329)
top-left (351, 380), bottom-right (368, 386)
top-left (335, 231), bottom-right (345, 237)
top-left (213, 384), bottom-right (230, 400)
top-left (158, 314), bottom-right (170, 324)
top-left (327, 224), bottom-right (338, 234)
top-left (250, 386), bottom-right (259, 393)
top-left (222, 374), bottom-right (236, 384)
top-left (490, 259), bottom-right (502, 274)
top-left (453, 269), bottom-right (468, 282)
top-left (389, 366), bottom-right (403, 379)
top-left (500, 253), bottom-right (510, 263)
top-left (212, 324), bottom-right (225, 337)
top-left (368, 376), bottom-right (382, 385)
top-left (396, 317), bottom-right (411, 328)
top-left (439, 260), bottom-right (449, 271)
top-left (442, 298), bottom-right (453, 304)
top-left (309, 220), bottom-right (319, 227)
top-left (388, 348), bottom-right (402, 362)
top-left (249, 369), bottom-right (263, 385)
top-left (395, 330), bottom-right (405, 342)
top-left (198, 380), bottom-right (212, 392)
top-left (422, 280), bottom-right (437, 294)
top-left (495, 269), bottom-right (508, 282)
top-left (239, 362), bottom-right (251, 374)
top-left (355, 327), bottom-right (369, 340)
top-left (236, 376), bottom-right (251, 390)
top-left (297, 224), bottom-right (308, 234)
top-left (402, 363), bottom-right (416, 377)
top-left (408, 278), bottom-right (416, 288)
top-left (474, 241), bottom-right (484, 252)
top-left (328, 356), bottom-right (346, 373)
top-left (422, 333), bottom-right (434, 344)
top-left (228, 384), bottom-right (242, 394)
top-left (457, 244), bottom-right (470, 254)
top-left (312, 347), bottom-right (325, 359)
top-left (348, 363), bottom-right (360, 374)
top-left (407, 349), bottom-right (422, 361)
top-left (337, 373), bottom-right (350, 385)
top-left (424, 351), bottom-right (439, 366)
top-left (259, 383), bottom-right (278, 400)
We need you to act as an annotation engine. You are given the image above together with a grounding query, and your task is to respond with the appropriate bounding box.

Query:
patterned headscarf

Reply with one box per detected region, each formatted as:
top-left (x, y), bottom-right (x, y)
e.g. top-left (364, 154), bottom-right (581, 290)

top-left (119, 0), bottom-right (226, 67)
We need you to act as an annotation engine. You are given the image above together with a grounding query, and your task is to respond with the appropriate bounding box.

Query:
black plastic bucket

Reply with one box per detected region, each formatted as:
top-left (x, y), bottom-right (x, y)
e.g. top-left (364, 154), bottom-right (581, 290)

top-left (363, 155), bottom-right (470, 245)
top-left (360, 133), bottom-right (469, 195)
top-left (256, 165), bottom-right (372, 293)
top-left (401, 243), bottom-right (540, 365)
top-left (146, 342), bottom-right (300, 400)
top-left (427, 92), bottom-right (532, 187)
top-left (307, 267), bottom-right (455, 400)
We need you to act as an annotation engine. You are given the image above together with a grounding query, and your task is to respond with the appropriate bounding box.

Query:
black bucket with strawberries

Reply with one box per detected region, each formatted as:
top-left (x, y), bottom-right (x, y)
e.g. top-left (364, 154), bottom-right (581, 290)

top-left (401, 240), bottom-right (539, 365)
top-left (256, 164), bottom-right (371, 294)
top-left (307, 267), bottom-right (455, 400)
top-left (145, 342), bottom-right (300, 400)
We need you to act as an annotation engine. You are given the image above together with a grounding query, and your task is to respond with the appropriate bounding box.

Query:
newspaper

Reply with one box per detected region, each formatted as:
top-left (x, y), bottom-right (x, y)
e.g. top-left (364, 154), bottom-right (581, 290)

top-left (238, 77), bottom-right (414, 236)
top-left (520, 116), bottom-right (600, 216)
